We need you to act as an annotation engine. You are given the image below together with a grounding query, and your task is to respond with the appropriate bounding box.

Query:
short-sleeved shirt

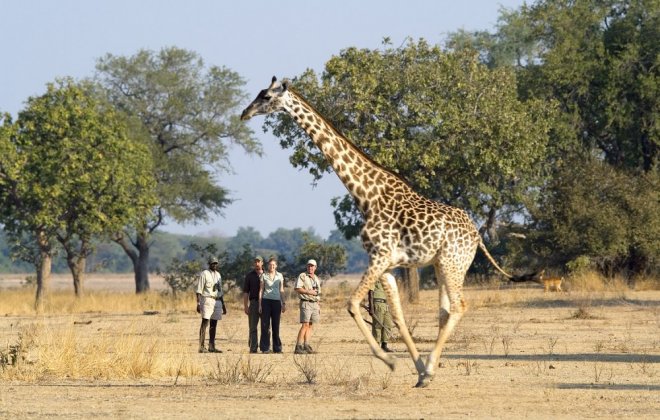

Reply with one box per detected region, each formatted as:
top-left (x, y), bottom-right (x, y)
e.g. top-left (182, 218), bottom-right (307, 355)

top-left (295, 272), bottom-right (321, 302)
top-left (196, 269), bottom-right (222, 299)
top-left (261, 271), bottom-right (284, 301)
top-left (243, 270), bottom-right (261, 300)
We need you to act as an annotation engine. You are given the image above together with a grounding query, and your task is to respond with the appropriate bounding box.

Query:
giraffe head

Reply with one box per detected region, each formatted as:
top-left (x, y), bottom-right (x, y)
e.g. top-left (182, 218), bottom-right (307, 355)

top-left (240, 76), bottom-right (290, 121)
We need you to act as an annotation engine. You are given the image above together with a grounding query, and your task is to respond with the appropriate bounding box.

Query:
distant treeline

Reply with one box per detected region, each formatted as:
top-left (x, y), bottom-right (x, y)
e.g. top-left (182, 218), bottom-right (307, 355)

top-left (0, 227), bottom-right (367, 275)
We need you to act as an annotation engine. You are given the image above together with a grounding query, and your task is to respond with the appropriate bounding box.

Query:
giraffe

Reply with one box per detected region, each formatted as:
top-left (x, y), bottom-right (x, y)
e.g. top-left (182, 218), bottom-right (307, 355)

top-left (241, 77), bottom-right (533, 387)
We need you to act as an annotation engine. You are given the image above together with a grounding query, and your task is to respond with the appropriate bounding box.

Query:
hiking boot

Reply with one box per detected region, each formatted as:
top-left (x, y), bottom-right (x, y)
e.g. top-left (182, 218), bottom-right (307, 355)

top-left (303, 344), bottom-right (315, 354)
top-left (381, 343), bottom-right (394, 353)
top-left (294, 344), bottom-right (307, 354)
top-left (209, 347), bottom-right (223, 353)
top-left (198, 347), bottom-right (209, 353)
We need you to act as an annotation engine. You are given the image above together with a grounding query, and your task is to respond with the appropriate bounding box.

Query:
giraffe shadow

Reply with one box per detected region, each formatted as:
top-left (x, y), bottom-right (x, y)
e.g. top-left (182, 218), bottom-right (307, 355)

top-left (509, 297), bottom-right (660, 309)
top-left (442, 352), bottom-right (660, 364)
top-left (556, 383), bottom-right (660, 391)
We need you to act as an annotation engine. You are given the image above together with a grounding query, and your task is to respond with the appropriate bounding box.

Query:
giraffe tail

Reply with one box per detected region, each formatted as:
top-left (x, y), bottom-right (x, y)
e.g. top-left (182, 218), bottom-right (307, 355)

top-left (478, 240), bottom-right (539, 282)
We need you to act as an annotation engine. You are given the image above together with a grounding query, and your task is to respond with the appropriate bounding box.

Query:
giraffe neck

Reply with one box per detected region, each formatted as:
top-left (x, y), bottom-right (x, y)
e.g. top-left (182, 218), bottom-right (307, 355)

top-left (284, 90), bottom-right (405, 212)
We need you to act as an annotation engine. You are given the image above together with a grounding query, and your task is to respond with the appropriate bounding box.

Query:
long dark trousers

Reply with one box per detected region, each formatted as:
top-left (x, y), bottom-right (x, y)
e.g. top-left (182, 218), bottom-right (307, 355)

top-left (259, 299), bottom-right (282, 352)
top-left (248, 299), bottom-right (260, 352)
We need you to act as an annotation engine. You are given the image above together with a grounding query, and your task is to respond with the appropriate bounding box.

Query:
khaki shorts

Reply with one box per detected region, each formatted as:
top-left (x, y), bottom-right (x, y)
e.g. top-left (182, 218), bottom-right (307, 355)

top-left (201, 296), bottom-right (223, 320)
top-left (299, 300), bottom-right (319, 324)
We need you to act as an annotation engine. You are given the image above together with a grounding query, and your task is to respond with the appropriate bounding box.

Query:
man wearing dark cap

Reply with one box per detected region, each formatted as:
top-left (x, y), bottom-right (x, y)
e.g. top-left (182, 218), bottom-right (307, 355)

top-left (196, 256), bottom-right (226, 353)
top-left (242, 255), bottom-right (264, 353)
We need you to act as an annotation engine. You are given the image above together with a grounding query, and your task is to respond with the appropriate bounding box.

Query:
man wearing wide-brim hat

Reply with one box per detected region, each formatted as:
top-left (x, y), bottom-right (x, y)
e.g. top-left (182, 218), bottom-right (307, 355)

top-left (196, 256), bottom-right (226, 353)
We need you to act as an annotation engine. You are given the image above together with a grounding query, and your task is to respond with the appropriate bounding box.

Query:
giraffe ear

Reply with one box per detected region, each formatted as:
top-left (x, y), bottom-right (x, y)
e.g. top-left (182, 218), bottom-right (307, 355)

top-left (282, 81), bottom-right (289, 91)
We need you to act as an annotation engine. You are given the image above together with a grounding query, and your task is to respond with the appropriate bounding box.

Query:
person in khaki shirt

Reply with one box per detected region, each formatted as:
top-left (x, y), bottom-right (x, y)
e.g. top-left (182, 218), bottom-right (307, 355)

top-left (294, 259), bottom-right (321, 354)
top-left (196, 257), bottom-right (226, 353)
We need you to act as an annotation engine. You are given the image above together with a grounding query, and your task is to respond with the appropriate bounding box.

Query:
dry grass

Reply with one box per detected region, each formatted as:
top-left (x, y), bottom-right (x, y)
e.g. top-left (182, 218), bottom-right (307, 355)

top-left (0, 320), bottom-right (200, 381)
top-left (568, 270), bottom-right (630, 292)
top-left (0, 288), bottom-right (192, 316)
top-left (1, 273), bottom-right (658, 385)
top-left (1, 274), bottom-right (659, 418)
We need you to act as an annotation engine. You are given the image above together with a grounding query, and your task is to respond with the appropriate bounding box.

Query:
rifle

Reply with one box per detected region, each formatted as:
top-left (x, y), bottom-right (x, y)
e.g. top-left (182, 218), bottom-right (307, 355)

top-left (360, 303), bottom-right (392, 335)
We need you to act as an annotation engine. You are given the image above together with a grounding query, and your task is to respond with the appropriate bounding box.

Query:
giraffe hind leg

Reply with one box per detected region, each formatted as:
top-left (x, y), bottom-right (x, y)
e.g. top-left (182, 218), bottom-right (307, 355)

top-left (347, 265), bottom-right (397, 370)
top-left (418, 265), bottom-right (467, 388)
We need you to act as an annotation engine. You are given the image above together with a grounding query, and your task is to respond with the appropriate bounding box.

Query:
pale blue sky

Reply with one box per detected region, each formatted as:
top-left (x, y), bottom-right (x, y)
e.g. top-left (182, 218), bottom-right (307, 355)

top-left (1, 0), bottom-right (527, 239)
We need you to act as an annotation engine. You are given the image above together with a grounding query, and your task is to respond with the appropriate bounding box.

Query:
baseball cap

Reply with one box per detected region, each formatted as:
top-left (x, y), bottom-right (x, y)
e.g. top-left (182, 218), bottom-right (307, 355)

top-left (307, 259), bottom-right (317, 266)
top-left (208, 257), bottom-right (219, 264)
top-left (255, 255), bottom-right (263, 262)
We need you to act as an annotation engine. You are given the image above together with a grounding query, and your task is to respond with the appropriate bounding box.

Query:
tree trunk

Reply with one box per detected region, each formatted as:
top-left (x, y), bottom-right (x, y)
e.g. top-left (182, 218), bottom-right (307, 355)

top-left (35, 231), bottom-right (52, 311)
top-left (483, 206), bottom-right (499, 244)
top-left (68, 255), bottom-right (86, 298)
top-left (407, 267), bottom-right (420, 303)
top-left (61, 238), bottom-right (90, 298)
top-left (114, 229), bottom-right (151, 294)
top-left (135, 233), bottom-right (150, 293)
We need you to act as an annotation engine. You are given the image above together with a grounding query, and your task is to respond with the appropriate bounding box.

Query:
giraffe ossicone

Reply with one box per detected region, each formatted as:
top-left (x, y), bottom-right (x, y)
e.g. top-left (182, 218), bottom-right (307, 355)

top-left (241, 76), bottom-right (534, 388)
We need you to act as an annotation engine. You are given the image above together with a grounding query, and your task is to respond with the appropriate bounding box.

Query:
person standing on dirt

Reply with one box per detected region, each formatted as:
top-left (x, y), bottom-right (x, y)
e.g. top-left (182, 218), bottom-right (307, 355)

top-left (259, 257), bottom-right (286, 353)
top-left (196, 256), bottom-right (226, 353)
top-left (242, 255), bottom-right (264, 353)
top-left (293, 259), bottom-right (321, 354)
top-left (368, 279), bottom-right (394, 353)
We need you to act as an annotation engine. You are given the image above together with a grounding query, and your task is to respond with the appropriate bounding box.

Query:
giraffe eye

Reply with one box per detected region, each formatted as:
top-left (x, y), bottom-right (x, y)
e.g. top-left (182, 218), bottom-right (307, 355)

top-left (263, 95), bottom-right (272, 100)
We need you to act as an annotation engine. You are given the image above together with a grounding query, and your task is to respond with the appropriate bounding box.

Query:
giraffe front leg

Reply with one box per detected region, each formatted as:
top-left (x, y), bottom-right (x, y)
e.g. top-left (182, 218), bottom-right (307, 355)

top-left (348, 269), bottom-right (397, 370)
top-left (379, 273), bottom-right (426, 379)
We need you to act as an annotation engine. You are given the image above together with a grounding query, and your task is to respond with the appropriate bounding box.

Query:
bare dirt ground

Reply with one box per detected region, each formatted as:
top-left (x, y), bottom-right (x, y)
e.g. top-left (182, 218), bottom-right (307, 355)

top-left (1, 274), bottom-right (658, 419)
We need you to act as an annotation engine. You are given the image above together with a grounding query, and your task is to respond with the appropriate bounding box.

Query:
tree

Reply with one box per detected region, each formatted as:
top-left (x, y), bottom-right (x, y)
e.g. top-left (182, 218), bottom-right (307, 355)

top-left (227, 227), bottom-right (264, 253)
top-left (326, 229), bottom-right (368, 273)
top-left (517, 0), bottom-right (658, 172)
top-left (164, 242), bottom-right (255, 296)
top-left (95, 47), bottom-right (261, 293)
top-left (0, 114), bottom-right (54, 305)
top-left (0, 79), bottom-right (157, 303)
top-left (531, 157), bottom-right (659, 276)
top-left (266, 40), bottom-right (555, 259)
top-left (493, 0), bottom-right (659, 275)
top-left (261, 228), bottom-right (321, 263)
top-left (289, 234), bottom-right (347, 281)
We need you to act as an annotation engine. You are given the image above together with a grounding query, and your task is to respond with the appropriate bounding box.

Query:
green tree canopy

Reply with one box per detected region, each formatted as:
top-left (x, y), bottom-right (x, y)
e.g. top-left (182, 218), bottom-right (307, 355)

top-left (449, 0), bottom-right (659, 276)
top-left (530, 157), bottom-right (659, 275)
top-left (0, 79), bottom-right (157, 300)
top-left (95, 47), bottom-right (260, 292)
top-left (517, 0), bottom-right (658, 172)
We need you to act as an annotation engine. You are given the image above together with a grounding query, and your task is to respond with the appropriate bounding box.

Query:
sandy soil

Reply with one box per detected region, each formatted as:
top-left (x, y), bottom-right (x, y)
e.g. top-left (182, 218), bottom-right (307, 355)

top-left (1, 276), bottom-right (658, 419)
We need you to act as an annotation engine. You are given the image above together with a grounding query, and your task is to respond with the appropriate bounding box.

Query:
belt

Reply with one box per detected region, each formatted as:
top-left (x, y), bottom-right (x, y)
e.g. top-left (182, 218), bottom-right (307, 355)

top-left (373, 298), bottom-right (387, 303)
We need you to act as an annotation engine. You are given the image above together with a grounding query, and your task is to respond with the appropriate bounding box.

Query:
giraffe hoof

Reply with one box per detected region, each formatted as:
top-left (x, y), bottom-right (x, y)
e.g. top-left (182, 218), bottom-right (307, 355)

top-left (384, 354), bottom-right (396, 371)
top-left (414, 373), bottom-right (434, 388)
